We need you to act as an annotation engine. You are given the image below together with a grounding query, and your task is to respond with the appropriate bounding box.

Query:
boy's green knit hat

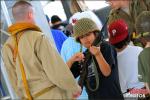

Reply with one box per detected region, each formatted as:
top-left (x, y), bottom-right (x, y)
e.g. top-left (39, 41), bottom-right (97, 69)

top-left (73, 18), bottom-right (100, 39)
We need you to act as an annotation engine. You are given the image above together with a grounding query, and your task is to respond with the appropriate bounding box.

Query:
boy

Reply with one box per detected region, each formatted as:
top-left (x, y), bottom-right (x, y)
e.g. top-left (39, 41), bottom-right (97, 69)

top-left (67, 18), bottom-right (123, 99)
top-left (135, 11), bottom-right (150, 96)
top-left (108, 19), bottom-right (144, 95)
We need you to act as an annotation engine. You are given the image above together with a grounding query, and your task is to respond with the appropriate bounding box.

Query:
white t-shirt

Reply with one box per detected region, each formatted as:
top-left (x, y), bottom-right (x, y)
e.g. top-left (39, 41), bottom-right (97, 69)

top-left (117, 45), bottom-right (144, 93)
top-left (69, 10), bottom-right (102, 30)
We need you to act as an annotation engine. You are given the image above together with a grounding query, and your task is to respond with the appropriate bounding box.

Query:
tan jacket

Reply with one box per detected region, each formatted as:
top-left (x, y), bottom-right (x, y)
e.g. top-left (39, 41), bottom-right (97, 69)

top-left (2, 23), bottom-right (79, 99)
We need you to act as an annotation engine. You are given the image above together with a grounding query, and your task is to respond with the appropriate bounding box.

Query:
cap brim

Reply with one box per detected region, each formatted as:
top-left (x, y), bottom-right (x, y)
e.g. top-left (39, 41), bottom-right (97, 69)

top-left (109, 32), bottom-right (128, 44)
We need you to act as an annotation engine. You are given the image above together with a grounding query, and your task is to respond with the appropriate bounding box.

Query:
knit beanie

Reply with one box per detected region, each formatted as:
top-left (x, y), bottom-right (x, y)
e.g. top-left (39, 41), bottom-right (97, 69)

top-left (135, 11), bottom-right (150, 35)
top-left (73, 18), bottom-right (100, 39)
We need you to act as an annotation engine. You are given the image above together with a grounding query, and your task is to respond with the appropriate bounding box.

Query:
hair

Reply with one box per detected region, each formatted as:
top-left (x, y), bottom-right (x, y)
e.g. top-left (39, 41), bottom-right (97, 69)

top-left (76, 31), bottom-right (98, 43)
top-left (12, 0), bottom-right (33, 21)
top-left (51, 15), bottom-right (62, 24)
top-left (113, 35), bottom-right (130, 49)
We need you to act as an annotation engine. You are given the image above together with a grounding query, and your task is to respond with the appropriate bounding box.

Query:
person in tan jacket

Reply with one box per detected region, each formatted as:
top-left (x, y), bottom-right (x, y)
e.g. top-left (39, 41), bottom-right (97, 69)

top-left (2, 1), bottom-right (81, 99)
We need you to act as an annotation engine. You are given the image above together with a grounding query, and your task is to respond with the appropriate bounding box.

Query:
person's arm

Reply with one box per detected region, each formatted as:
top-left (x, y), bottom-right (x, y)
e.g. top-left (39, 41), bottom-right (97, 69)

top-left (138, 55), bottom-right (150, 94)
top-left (2, 44), bottom-right (19, 96)
top-left (66, 53), bottom-right (84, 78)
top-left (145, 83), bottom-right (150, 94)
top-left (66, 52), bottom-right (84, 68)
top-left (89, 46), bottom-right (111, 76)
top-left (35, 35), bottom-right (81, 98)
top-left (66, 57), bottom-right (75, 69)
top-left (61, 40), bottom-right (83, 78)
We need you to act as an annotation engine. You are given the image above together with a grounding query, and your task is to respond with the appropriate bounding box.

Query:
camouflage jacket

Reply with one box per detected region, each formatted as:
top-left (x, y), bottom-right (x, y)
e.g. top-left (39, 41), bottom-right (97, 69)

top-left (108, 0), bottom-right (150, 35)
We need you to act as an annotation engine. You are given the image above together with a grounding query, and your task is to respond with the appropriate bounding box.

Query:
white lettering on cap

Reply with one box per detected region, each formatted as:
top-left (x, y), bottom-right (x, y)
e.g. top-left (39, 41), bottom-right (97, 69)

top-left (112, 29), bottom-right (117, 36)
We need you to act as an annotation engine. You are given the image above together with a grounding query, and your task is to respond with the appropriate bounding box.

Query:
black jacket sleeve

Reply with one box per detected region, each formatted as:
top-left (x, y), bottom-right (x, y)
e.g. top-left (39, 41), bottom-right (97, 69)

top-left (70, 62), bottom-right (80, 78)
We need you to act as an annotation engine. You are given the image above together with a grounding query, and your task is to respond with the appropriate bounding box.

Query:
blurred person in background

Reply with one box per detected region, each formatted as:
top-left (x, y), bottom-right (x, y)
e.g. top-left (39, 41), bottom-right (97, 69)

top-left (108, 19), bottom-right (144, 97)
top-left (50, 15), bottom-right (68, 34)
top-left (135, 11), bottom-right (150, 98)
top-left (46, 15), bottom-right (67, 53)
top-left (106, 0), bottom-right (150, 46)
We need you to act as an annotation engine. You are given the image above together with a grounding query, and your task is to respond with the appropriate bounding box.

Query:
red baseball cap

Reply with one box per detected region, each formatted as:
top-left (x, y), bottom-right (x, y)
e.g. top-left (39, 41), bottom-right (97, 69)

top-left (108, 19), bottom-right (128, 45)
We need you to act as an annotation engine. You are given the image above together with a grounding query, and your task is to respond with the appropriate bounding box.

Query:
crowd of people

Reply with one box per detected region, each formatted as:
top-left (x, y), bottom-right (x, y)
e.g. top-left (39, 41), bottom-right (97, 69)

top-left (1, 0), bottom-right (150, 100)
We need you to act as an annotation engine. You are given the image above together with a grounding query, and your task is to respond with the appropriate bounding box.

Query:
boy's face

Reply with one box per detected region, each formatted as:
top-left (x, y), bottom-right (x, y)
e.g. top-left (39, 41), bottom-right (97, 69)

top-left (79, 32), bottom-right (96, 48)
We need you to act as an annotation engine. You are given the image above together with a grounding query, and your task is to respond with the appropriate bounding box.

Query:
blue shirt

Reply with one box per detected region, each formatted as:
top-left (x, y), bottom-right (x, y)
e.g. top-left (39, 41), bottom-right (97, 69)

top-left (61, 37), bottom-right (86, 62)
top-left (51, 29), bottom-right (67, 53)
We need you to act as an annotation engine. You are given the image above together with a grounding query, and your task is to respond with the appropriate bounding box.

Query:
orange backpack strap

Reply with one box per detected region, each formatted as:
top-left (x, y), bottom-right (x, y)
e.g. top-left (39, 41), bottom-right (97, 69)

top-left (6, 32), bottom-right (33, 100)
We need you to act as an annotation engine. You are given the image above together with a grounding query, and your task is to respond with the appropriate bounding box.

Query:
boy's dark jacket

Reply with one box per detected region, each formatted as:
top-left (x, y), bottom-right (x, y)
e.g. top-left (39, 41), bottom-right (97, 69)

top-left (70, 41), bottom-right (123, 99)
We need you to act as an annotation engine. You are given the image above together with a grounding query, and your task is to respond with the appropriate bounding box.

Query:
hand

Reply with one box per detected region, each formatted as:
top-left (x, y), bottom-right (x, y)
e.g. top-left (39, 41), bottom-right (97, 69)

top-left (89, 46), bottom-right (101, 56)
top-left (145, 83), bottom-right (150, 94)
top-left (67, 52), bottom-right (84, 68)
top-left (72, 85), bottom-right (81, 98)
top-left (71, 52), bottom-right (85, 62)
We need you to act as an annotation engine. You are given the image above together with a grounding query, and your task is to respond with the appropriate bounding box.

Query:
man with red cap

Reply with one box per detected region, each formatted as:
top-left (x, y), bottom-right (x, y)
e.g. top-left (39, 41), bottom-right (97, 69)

top-left (108, 19), bottom-right (144, 97)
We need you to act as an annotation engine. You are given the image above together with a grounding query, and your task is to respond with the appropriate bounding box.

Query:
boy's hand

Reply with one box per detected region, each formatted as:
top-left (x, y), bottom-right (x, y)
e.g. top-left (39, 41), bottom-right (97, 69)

top-left (71, 52), bottom-right (85, 62)
top-left (67, 52), bottom-right (84, 68)
top-left (89, 46), bottom-right (101, 56)
top-left (72, 85), bottom-right (82, 98)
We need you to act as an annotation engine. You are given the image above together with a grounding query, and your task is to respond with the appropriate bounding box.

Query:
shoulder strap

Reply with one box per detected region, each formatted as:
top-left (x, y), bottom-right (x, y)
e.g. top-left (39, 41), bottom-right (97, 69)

top-left (7, 32), bottom-right (32, 100)
top-left (86, 56), bottom-right (99, 92)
